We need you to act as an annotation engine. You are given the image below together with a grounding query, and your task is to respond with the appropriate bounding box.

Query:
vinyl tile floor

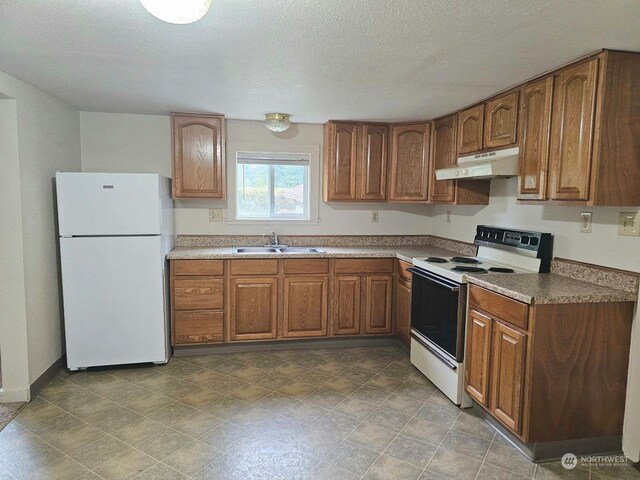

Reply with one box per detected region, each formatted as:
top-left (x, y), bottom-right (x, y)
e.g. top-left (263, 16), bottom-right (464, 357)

top-left (1, 345), bottom-right (638, 479)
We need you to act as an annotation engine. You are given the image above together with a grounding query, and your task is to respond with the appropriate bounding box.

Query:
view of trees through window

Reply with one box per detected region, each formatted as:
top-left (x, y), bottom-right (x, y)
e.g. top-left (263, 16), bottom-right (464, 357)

top-left (236, 154), bottom-right (309, 219)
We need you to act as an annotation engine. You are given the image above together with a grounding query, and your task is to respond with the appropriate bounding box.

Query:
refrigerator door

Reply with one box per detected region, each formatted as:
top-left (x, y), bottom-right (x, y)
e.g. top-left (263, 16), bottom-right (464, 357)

top-left (60, 236), bottom-right (169, 369)
top-left (56, 172), bottom-right (162, 236)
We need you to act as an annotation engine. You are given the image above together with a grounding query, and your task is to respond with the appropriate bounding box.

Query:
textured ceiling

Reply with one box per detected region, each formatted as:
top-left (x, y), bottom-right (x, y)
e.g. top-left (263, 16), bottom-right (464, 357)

top-left (0, 0), bottom-right (639, 123)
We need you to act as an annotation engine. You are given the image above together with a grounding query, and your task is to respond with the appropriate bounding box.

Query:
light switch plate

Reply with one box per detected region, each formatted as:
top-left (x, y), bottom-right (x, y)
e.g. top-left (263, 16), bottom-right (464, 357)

top-left (209, 209), bottom-right (223, 222)
top-left (580, 212), bottom-right (592, 233)
top-left (619, 212), bottom-right (640, 236)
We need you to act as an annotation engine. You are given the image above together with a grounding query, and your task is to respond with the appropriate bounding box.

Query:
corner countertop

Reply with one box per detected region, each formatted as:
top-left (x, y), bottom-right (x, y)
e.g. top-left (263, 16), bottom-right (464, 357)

top-left (166, 245), bottom-right (461, 264)
top-left (465, 272), bottom-right (638, 305)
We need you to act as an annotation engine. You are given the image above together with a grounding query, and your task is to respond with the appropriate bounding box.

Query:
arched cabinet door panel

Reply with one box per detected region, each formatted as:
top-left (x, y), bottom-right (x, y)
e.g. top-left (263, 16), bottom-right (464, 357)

top-left (389, 123), bottom-right (431, 202)
top-left (484, 92), bottom-right (519, 148)
top-left (457, 105), bottom-right (484, 154)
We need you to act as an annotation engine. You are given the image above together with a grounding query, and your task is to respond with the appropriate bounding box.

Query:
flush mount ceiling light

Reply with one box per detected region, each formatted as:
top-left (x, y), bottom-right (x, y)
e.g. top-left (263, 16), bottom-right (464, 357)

top-left (140, 0), bottom-right (212, 24)
top-left (265, 113), bottom-right (291, 133)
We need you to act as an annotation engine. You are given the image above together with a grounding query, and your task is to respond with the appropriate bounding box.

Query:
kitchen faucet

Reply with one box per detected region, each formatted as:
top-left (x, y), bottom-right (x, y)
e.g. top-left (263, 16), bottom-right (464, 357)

top-left (265, 231), bottom-right (286, 248)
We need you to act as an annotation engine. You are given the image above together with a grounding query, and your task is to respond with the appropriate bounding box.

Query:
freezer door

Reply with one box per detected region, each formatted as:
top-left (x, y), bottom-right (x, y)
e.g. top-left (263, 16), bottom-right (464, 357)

top-left (60, 236), bottom-right (169, 369)
top-left (56, 172), bottom-right (163, 236)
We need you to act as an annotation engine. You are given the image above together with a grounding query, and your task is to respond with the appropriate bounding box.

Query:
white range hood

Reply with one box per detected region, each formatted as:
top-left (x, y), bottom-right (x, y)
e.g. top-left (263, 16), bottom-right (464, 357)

top-left (436, 147), bottom-right (520, 180)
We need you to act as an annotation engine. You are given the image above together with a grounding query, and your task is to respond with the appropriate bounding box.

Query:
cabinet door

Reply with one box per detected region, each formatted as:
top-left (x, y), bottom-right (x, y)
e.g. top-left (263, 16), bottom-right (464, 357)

top-left (457, 105), bottom-right (484, 154)
top-left (549, 59), bottom-right (599, 201)
top-left (465, 308), bottom-right (492, 406)
top-left (518, 77), bottom-right (553, 200)
top-left (429, 115), bottom-right (457, 204)
top-left (490, 321), bottom-right (527, 434)
top-left (332, 276), bottom-right (361, 335)
top-left (172, 114), bottom-right (225, 199)
top-left (359, 124), bottom-right (388, 200)
top-left (395, 277), bottom-right (412, 347)
top-left (484, 92), bottom-right (519, 148)
top-left (364, 275), bottom-right (393, 334)
top-left (324, 122), bottom-right (358, 201)
top-left (229, 277), bottom-right (277, 341)
top-left (389, 123), bottom-right (431, 202)
top-left (283, 277), bottom-right (328, 338)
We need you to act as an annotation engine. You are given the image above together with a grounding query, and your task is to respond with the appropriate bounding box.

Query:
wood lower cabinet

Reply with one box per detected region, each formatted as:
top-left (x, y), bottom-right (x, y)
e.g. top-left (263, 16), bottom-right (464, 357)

top-left (332, 276), bottom-right (362, 335)
top-left (548, 59), bottom-right (598, 201)
top-left (518, 77), bottom-right (553, 200)
top-left (174, 311), bottom-right (223, 344)
top-left (323, 121), bottom-right (388, 201)
top-left (395, 261), bottom-right (412, 347)
top-left (364, 275), bottom-right (393, 334)
top-left (490, 321), bottom-right (527, 433)
top-left (229, 277), bottom-right (277, 341)
top-left (465, 284), bottom-right (634, 443)
top-left (389, 123), bottom-right (431, 202)
top-left (172, 113), bottom-right (225, 199)
top-left (465, 308), bottom-right (492, 406)
top-left (283, 276), bottom-right (328, 338)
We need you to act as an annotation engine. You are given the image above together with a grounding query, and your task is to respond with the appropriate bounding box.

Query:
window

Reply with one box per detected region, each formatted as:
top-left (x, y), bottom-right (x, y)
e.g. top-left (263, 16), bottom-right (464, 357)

top-left (236, 152), bottom-right (310, 220)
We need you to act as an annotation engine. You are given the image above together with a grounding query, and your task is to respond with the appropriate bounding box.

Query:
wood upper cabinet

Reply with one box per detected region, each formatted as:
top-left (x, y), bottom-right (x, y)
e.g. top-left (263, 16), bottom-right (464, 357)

top-left (324, 122), bottom-right (358, 200)
top-left (229, 277), bottom-right (277, 341)
top-left (389, 123), bottom-right (431, 202)
top-left (283, 277), bottom-right (328, 338)
top-left (549, 59), bottom-right (599, 201)
top-left (359, 124), bottom-right (388, 200)
top-left (490, 321), bottom-right (527, 434)
top-left (518, 77), bottom-right (554, 200)
top-left (483, 92), bottom-right (519, 149)
top-left (332, 276), bottom-right (361, 335)
top-left (465, 308), bottom-right (492, 406)
top-left (457, 105), bottom-right (484, 154)
top-left (429, 115), bottom-right (457, 204)
top-left (323, 122), bottom-right (388, 201)
top-left (172, 113), bottom-right (225, 199)
top-left (364, 275), bottom-right (393, 334)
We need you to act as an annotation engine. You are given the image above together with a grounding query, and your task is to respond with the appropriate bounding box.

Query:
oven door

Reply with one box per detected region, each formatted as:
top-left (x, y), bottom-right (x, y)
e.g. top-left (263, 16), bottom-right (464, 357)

top-left (408, 267), bottom-right (467, 363)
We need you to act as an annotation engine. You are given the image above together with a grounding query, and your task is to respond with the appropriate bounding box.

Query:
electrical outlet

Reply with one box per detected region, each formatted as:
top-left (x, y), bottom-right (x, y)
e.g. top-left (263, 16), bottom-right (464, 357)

top-left (619, 212), bottom-right (640, 236)
top-left (580, 212), bottom-right (592, 233)
top-left (209, 209), bottom-right (223, 222)
top-left (371, 211), bottom-right (379, 223)
top-left (446, 211), bottom-right (452, 224)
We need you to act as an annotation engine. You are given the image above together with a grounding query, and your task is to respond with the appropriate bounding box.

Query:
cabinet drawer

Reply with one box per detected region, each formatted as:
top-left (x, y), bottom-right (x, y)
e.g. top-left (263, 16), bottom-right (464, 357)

top-left (229, 259), bottom-right (278, 276)
top-left (397, 260), bottom-right (413, 281)
top-left (283, 259), bottom-right (329, 275)
top-left (174, 311), bottom-right (223, 344)
top-left (469, 285), bottom-right (528, 330)
top-left (173, 260), bottom-right (224, 276)
top-left (173, 277), bottom-right (224, 310)
top-left (334, 258), bottom-right (394, 274)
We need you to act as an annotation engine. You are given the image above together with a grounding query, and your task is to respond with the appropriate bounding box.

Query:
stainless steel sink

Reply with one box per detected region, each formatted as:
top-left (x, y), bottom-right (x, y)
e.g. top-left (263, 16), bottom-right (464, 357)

top-left (233, 247), bottom-right (279, 253)
top-left (232, 246), bottom-right (326, 254)
top-left (278, 247), bottom-right (326, 253)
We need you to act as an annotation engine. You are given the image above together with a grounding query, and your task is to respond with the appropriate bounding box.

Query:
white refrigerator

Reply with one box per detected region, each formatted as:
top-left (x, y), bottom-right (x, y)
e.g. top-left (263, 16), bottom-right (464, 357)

top-left (56, 172), bottom-right (174, 370)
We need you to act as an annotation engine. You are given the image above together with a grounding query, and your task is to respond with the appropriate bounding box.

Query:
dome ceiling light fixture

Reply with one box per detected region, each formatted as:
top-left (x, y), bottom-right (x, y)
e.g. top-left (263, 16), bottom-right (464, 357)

top-left (140, 0), bottom-right (212, 25)
top-left (265, 113), bottom-right (292, 133)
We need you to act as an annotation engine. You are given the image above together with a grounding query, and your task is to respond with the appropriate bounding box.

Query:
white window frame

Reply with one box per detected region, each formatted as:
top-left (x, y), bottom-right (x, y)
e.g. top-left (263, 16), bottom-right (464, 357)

top-left (227, 142), bottom-right (320, 225)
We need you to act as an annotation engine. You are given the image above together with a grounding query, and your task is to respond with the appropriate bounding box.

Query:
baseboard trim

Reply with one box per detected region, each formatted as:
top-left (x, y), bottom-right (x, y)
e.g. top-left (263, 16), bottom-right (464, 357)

top-left (173, 336), bottom-right (402, 357)
top-left (472, 403), bottom-right (622, 462)
top-left (29, 355), bottom-right (65, 398)
top-left (0, 388), bottom-right (30, 403)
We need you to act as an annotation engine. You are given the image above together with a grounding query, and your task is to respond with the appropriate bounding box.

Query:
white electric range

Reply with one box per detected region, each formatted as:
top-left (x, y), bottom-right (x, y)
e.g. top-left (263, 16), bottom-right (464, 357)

top-left (408, 226), bottom-right (553, 406)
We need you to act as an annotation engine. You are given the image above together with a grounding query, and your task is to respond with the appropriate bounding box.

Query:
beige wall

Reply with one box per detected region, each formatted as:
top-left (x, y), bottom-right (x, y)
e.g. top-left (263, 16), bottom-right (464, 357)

top-left (79, 113), bottom-right (431, 236)
top-left (0, 69), bottom-right (81, 395)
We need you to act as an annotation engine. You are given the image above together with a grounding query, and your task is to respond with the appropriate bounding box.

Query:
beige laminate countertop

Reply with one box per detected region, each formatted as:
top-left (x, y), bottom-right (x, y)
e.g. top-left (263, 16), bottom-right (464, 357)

top-left (167, 246), bottom-right (638, 305)
top-left (167, 245), bottom-right (460, 264)
top-left (465, 272), bottom-right (638, 305)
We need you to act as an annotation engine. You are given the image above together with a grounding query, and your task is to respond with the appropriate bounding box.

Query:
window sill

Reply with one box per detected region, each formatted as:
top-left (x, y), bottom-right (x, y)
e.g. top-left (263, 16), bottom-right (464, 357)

top-left (226, 219), bottom-right (320, 226)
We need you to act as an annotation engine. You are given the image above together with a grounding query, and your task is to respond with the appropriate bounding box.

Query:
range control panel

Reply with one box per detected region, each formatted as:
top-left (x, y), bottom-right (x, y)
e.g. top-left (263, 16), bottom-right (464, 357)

top-left (474, 226), bottom-right (553, 271)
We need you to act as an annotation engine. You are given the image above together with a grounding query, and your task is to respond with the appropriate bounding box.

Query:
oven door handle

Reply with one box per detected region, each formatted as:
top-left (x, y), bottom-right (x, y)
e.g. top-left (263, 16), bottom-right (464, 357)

top-left (407, 267), bottom-right (460, 291)
top-left (411, 332), bottom-right (458, 370)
